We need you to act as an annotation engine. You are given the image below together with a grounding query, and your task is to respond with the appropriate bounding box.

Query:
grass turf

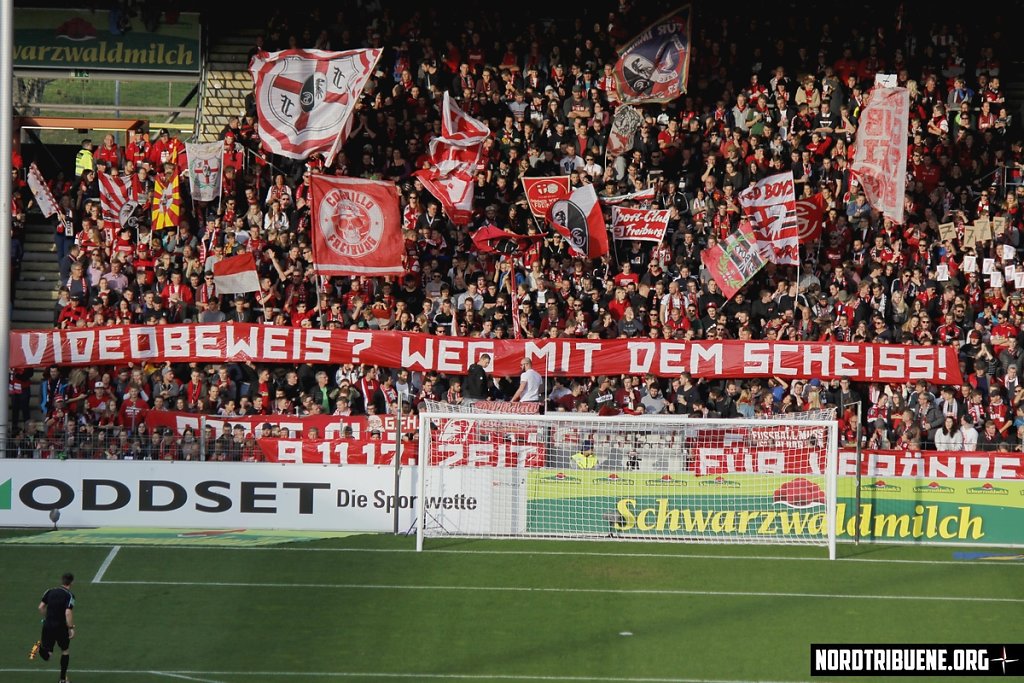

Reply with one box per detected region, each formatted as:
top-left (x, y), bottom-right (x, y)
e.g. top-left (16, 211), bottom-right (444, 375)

top-left (0, 531), bottom-right (1020, 683)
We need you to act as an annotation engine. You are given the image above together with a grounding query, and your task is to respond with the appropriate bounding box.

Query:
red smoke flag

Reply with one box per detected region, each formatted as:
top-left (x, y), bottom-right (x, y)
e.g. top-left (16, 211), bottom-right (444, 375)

top-left (614, 6), bottom-right (692, 104)
top-left (213, 253), bottom-right (261, 294)
top-left (795, 193), bottom-right (828, 243)
top-left (250, 48), bottom-right (382, 166)
top-left (99, 172), bottom-right (130, 223)
top-left (413, 92), bottom-right (490, 225)
top-left (737, 172), bottom-right (800, 265)
top-left (522, 176), bottom-right (570, 219)
top-left (548, 184), bottom-right (609, 259)
top-left (151, 173), bottom-right (182, 230)
top-left (310, 175), bottom-right (404, 276)
top-left (850, 87), bottom-right (909, 225)
top-left (611, 206), bottom-right (670, 243)
top-left (701, 220), bottom-right (767, 300)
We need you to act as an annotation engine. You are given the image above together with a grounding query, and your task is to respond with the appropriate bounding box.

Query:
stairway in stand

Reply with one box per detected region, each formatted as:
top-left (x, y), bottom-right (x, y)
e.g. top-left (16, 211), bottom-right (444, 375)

top-left (11, 216), bottom-right (60, 425)
top-left (198, 28), bottom-right (262, 142)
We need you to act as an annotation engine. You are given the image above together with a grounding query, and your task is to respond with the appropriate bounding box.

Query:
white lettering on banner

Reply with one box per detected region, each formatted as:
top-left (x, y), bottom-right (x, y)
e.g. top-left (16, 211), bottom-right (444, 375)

top-left (878, 346), bottom-right (906, 379)
top-left (20, 332), bottom-right (47, 366)
top-left (98, 328), bottom-right (125, 361)
top-left (348, 330), bottom-right (374, 363)
top-left (164, 326), bottom-right (189, 356)
top-left (8, 325), bottom-right (965, 385)
top-left (744, 343), bottom-right (770, 374)
top-left (305, 330), bottom-right (331, 362)
top-left (226, 326), bottom-right (259, 358)
top-left (434, 443), bottom-right (541, 468)
top-left (263, 327), bottom-right (289, 360)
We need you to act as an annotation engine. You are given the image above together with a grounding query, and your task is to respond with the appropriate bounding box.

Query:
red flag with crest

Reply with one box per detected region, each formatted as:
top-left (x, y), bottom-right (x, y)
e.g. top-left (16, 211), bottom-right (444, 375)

top-left (309, 175), bottom-right (403, 276)
top-left (737, 172), bottom-right (799, 265)
top-left (250, 48), bottom-right (382, 166)
top-left (548, 184), bottom-right (609, 259)
top-left (522, 176), bottom-right (570, 219)
top-left (700, 220), bottom-right (767, 300)
top-left (795, 193), bottom-right (828, 243)
top-left (413, 92), bottom-right (490, 225)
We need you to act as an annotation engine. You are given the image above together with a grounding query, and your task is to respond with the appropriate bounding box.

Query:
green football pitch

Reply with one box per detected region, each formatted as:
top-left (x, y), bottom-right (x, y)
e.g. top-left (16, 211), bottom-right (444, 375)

top-left (0, 530), bottom-right (1020, 683)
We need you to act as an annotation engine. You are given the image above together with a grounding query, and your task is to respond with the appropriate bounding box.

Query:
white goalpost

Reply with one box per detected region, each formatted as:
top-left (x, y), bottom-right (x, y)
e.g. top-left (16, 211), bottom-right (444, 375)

top-left (416, 411), bottom-right (838, 559)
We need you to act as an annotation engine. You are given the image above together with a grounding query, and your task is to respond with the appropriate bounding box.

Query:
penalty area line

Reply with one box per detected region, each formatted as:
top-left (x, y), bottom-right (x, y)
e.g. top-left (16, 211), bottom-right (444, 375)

top-left (92, 545), bottom-right (121, 584)
top-left (98, 578), bottom-right (1024, 603)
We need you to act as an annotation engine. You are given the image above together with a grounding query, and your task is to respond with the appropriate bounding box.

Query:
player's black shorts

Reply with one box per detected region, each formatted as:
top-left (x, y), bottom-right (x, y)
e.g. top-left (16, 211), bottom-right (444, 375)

top-left (40, 622), bottom-right (70, 653)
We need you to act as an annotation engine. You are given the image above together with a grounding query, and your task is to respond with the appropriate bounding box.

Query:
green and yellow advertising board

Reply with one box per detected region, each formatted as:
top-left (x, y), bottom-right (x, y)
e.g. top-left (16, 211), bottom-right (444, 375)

top-left (527, 472), bottom-right (1024, 546)
top-left (15, 9), bottom-right (201, 74)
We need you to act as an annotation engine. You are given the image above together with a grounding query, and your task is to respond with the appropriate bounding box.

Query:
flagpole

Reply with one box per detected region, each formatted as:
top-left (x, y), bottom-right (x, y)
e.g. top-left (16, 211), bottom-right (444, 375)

top-left (0, 0), bottom-right (12, 447)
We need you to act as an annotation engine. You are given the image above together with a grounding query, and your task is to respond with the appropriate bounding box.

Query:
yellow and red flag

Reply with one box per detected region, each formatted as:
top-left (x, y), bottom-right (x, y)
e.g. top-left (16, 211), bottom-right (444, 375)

top-left (152, 173), bottom-right (182, 230)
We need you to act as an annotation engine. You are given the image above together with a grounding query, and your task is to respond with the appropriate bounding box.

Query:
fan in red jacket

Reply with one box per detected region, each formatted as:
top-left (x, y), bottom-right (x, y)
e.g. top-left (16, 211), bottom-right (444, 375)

top-left (94, 134), bottom-right (120, 171)
top-left (118, 386), bottom-right (150, 433)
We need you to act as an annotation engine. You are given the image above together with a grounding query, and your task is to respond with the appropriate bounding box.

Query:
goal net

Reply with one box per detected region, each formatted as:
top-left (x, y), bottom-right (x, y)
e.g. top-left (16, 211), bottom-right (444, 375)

top-left (416, 412), bottom-right (838, 559)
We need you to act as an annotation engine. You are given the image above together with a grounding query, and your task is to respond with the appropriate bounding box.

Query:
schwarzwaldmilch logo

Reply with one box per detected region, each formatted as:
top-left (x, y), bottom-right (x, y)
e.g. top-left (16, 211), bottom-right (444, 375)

top-left (594, 473), bottom-right (634, 486)
top-left (645, 474), bottom-right (687, 487)
top-left (967, 482), bottom-right (1009, 495)
top-left (861, 480), bottom-right (902, 493)
top-left (0, 478), bottom-right (10, 510)
top-left (698, 475), bottom-right (741, 488)
top-left (913, 481), bottom-right (955, 494)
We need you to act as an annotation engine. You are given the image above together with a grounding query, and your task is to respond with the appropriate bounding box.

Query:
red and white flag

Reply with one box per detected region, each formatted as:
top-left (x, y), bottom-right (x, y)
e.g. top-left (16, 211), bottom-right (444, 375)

top-left (795, 192), bottom-right (828, 243)
top-left (413, 92), bottom-right (490, 225)
top-left (599, 186), bottom-right (657, 206)
top-left (548, 184), bottom-right (609, 259)
top-left (611, 206), bottom-right (670, 243)
top-left (99, 172), bottom-right (131, 223)
top-left (310, 175), bottom-right (404, 276)
top-left (185, 141), bottom-right (223, 202)
top-left (213, 253), bottom-right (260, 294)
top-left (606, 104), bottom-right (643, 158)
top-left (26, 163), bottom-right (59, 218)
top-left (850, 87), bottom-right (909, 225)
top-left (613, 6), bottom-right (691, 104)
top-left (250, 48), bottom-right (382, 166)
top-left (701, 219), bottom-right (767, 300)
top-left (522, 176), bottom-right (570, 219)
top-left (738, 172), bottom-right (800, 265)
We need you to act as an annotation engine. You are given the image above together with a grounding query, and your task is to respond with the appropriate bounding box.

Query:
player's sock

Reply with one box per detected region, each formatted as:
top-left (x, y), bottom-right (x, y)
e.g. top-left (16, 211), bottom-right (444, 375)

top-left (59, 653), bottom-right (69, 678)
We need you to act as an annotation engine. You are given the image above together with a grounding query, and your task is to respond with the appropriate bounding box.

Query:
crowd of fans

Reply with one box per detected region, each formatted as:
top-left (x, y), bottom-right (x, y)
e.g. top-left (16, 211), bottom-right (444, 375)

top-left (6, 2), bottom-right (1024, 459)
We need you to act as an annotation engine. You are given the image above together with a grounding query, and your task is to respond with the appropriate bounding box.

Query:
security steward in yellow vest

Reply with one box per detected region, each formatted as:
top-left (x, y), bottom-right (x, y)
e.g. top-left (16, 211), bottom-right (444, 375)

top-left (74, 140), bottom-right (94, 178)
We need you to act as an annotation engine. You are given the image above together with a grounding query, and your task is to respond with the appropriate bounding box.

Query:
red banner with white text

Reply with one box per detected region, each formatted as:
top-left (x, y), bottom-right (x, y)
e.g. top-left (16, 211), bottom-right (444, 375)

top-left (10, 325), bottom-right (963, 384)
top-left (611, 206), bottom-right (670, 243)
top-left (259, 438), bottom-right (414, 465)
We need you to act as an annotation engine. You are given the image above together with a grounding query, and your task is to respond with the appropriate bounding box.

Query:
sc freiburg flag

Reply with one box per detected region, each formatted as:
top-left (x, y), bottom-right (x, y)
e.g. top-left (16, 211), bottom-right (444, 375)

top-left (548, 184), bottom-right (609, 259)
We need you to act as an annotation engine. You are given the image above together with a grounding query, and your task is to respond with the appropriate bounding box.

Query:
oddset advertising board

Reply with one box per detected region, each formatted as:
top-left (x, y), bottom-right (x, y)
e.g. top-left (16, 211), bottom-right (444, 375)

top-left (527, 472), bottom-right (1024, 546)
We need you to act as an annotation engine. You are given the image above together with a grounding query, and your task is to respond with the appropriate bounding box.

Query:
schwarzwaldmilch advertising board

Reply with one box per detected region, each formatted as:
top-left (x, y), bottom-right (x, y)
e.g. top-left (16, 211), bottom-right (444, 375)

top-left (15, 9), bottom-right (201, 74)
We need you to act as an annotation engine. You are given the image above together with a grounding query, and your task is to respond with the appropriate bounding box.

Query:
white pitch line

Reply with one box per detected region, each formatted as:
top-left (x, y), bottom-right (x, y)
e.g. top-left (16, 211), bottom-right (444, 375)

top-left (99, 578), bottom-right (1024, 603)
top-left (0, 671), bottom-right (822, 683)
top-left (92, 545), bottom-right (121, 583)
top-left (152, 672), bottom-right (226, 683)
top-left (7, 542), bottom-right (1021, 567)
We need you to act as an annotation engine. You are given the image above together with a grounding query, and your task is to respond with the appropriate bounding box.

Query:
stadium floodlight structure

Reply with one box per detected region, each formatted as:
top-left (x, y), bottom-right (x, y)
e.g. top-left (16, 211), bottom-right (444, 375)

top-left (417, 411), bottom-right (838, 559)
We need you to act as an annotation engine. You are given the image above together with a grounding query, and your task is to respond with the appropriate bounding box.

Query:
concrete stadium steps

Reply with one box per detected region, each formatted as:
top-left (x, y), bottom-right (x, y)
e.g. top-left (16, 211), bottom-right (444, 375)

top-left (197, 26), bottom-right (259, 142)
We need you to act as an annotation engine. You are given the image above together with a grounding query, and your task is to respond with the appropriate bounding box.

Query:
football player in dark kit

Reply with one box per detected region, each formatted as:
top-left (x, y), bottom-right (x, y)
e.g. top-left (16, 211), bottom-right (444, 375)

top-left (29, 572), bottom-right (76, 683)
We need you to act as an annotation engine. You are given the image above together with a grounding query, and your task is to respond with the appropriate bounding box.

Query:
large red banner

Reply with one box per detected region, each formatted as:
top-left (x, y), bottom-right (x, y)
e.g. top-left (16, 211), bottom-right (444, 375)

top-left (10, 325), bottom-right (963, 384)
top-left (310, 175), bottom-right (404, 276)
